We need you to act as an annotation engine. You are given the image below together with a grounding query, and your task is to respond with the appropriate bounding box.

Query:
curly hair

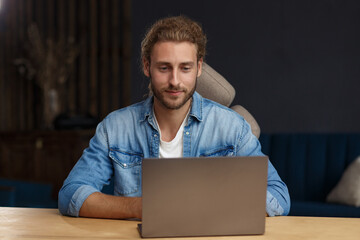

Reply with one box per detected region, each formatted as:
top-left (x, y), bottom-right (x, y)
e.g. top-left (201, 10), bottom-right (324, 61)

top-left (141, 15), bottom-right (207, 65)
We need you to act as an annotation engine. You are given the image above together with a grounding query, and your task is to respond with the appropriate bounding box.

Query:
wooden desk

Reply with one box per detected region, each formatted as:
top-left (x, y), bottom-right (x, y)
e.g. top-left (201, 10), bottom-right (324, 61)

top-left (0, 207), bottom-right (359, 240)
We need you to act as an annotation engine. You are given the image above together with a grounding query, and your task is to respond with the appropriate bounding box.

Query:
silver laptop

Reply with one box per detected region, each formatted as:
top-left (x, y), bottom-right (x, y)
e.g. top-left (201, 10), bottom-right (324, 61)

top-left (138, 156), bottom-right (268, 238)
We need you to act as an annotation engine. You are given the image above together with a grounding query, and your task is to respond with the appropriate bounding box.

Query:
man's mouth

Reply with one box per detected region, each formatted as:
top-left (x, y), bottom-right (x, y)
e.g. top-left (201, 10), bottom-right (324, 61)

top-left (165, 90), bottom-right (183, 96)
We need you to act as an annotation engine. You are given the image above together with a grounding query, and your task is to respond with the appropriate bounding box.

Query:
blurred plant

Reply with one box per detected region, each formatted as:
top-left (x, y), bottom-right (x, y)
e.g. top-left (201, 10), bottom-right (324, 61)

top-left (14, 23), bottom-right (78, 129)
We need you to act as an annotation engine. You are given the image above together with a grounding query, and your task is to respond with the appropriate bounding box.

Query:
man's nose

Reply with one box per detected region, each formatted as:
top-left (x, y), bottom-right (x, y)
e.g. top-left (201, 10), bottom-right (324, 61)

top-left (169, 69), bottom-right (180, 86)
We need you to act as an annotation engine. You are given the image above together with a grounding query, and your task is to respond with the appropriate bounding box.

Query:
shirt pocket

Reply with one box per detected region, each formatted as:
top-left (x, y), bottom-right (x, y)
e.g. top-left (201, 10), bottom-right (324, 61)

top-left (109, 149), bottom-right (143, 196)
top-left (200, 145), bottom-right (235, 157)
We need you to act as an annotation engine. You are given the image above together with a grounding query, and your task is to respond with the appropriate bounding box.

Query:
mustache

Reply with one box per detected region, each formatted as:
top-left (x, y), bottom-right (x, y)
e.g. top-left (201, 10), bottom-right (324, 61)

top-left (163, 85), bottom-right (186, 92)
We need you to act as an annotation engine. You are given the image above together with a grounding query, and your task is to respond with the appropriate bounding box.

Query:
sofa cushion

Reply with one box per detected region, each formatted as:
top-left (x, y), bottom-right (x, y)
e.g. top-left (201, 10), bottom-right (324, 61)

top-left (0, 178), bottom-right (57, 208)
top-left (259, 134), bottom-right (360, 202)
top-left (0, 186), bottom-right (16, 207)
top-left (290, 201), bottom-right (360, 218)
top-left (326, 156), bottom-right (360, 207)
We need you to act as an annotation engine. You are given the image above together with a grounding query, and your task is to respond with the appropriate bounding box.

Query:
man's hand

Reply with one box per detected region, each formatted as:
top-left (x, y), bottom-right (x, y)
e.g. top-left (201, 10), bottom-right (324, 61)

top-left (79, 192), bottom-right (142, 219)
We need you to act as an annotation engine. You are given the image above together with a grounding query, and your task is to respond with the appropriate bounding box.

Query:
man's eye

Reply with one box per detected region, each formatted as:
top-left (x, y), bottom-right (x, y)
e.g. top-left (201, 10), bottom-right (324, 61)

top-left (159, 66), bottom-right (168, 71)
top-left (182, 66), bottom-right (191, 72)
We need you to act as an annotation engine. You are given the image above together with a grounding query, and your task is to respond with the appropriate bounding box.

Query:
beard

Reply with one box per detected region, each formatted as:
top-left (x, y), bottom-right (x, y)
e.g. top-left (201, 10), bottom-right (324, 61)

top-left (150, 78), bottom-right (197, 110)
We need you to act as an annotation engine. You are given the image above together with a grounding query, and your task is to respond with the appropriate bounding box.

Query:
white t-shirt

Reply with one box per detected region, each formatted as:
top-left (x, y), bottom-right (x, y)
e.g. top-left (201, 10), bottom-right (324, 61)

top-left (153, 110), bottom-right (189, 158)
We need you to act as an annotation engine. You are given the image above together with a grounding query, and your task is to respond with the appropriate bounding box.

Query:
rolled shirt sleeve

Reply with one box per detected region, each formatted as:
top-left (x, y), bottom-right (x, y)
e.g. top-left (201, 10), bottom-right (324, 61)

top-left (236, 120), bottom-right (291, 216)
top-left (58, 121), bottom-right (113, 217)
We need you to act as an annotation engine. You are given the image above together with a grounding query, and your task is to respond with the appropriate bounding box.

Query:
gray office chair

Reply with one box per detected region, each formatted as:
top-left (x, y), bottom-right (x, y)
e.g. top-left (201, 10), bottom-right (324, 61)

top-left (196, 62), bottom-right (260, 138)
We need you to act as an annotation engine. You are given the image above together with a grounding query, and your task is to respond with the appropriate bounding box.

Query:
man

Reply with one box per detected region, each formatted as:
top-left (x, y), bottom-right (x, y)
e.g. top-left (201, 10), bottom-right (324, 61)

top-left (58, 16), bottom-right (290, 219)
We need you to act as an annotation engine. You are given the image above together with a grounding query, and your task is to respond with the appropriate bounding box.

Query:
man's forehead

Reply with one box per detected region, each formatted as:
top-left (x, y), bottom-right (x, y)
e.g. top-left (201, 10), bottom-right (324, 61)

top-left (152, 41), bottom-right (197, 52)
top-left (154, 61), bottom-right (195, 65)
top-left (150, 41), bottom-right (198, 62)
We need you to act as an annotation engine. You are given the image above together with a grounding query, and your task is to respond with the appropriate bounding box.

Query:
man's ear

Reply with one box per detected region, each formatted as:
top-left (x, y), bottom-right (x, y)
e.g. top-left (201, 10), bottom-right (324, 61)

top-left (143, 58), bottom-right (150, 77)
top-left (197, 58), bottom-right (203, 77)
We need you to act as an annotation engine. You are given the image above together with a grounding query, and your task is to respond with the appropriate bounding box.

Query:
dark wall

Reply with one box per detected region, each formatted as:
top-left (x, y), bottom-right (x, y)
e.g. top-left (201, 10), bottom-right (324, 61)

top-left (131, 0), bottom-right (360, 133)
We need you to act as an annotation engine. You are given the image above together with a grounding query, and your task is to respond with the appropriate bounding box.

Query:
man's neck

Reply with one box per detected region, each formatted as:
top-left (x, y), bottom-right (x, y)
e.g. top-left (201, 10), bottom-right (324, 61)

top-left (153, 99), bottom-right (191, 142)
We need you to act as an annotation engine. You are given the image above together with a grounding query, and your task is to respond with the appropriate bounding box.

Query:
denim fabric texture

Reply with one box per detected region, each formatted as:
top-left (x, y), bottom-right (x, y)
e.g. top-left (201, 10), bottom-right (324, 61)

top-left (58, 92), bottom-right (290, 217)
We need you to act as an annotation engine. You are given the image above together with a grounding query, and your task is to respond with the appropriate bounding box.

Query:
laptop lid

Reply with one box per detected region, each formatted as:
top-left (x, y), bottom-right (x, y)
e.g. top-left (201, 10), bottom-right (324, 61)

top-left (140, 156), bottom-right (268, 238)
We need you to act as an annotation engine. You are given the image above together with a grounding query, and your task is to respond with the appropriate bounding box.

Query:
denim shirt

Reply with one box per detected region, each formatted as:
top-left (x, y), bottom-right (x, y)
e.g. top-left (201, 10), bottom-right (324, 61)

top-left (58, 92), bottom-right (290, 217)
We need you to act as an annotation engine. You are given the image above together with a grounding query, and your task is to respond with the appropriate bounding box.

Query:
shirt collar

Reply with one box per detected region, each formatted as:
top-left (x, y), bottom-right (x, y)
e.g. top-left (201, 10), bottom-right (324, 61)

top-left (140, 96), bottom-right (154, 122)
top-left (189, 91), bottom-right (203, 122)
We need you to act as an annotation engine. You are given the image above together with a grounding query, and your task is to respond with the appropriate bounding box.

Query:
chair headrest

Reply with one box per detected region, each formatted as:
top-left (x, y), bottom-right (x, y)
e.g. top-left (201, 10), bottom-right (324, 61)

top-left (196, 63), bottom-right (261, 138)
top-left (196, 62), bottom-right (235, 107)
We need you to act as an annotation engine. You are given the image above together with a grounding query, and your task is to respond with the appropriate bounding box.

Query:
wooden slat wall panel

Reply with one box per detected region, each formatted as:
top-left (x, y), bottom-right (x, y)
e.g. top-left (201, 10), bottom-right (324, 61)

top-left (89, 0), bottom-right (98, 117)
top-left (11, 0), bottom-right (19, 129)
top-left (0, 0), bottom-right (130, 131)
top-left (100, 0), bottom-right (110, 118)
top-left (17, 1), bottom-right (25, 130)
top-left (0, 1), bottom-right (5, 130)
top-left (68, 0), bottom-right (77, 115)
top-left (57, 0), bottom-right (66, 115)
top-left (47, 0), bottom-right (54, 39)
top-left (79, 0), bottom-right (88, 115)
top-left (25, 0), bottom-right (34, 130)
top-left (122, 0), bottom-right (131, 107)
top-left (5, 0), bottom-right (13, 130)
top-left (111, 0), bottom-right (120, 112)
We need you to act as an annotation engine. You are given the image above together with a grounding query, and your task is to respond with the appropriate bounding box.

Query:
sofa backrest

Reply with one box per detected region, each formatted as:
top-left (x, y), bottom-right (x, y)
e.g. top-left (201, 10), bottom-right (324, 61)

top-left (259, 133), bottom-right (360, 202)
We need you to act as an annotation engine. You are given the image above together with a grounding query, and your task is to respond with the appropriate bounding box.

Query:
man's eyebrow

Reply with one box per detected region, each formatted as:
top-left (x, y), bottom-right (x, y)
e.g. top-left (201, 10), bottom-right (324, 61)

top-left (180, 62), bottom-right (195, 66)
top-left (154, 61), bottom-right (171, 66)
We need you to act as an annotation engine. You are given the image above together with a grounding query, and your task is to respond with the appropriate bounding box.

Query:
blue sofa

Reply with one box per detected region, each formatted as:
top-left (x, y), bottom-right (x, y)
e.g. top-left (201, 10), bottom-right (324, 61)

top-left (0, 178), bottom-right (57, 208)
top-left (259, 133), bottom-right (360, 217)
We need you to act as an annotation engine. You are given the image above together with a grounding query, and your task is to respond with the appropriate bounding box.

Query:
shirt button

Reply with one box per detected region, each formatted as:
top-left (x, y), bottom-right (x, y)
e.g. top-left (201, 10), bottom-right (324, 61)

top-left (186, 132), bottom-right (190, 135)
top-left (123, 163), bottom-right (127, 167)
top-left (154, 134), bottom-right (157, 137)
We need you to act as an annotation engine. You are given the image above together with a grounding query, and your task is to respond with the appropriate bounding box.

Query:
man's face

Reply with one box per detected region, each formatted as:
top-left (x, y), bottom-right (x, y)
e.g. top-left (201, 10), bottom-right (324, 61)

top-left (143, 41), bottom-right (202, 110)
